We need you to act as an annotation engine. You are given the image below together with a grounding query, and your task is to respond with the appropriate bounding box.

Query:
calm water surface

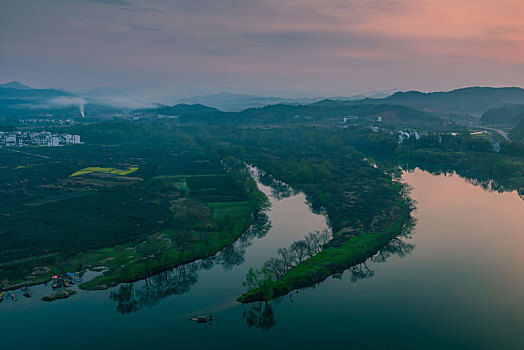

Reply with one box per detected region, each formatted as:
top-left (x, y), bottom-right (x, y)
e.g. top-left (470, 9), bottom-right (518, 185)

top-left (1, 169), bottom-right (523, 349)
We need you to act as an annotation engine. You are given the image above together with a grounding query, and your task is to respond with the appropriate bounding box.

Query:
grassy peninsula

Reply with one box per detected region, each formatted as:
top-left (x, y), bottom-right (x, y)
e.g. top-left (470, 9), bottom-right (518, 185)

top-left (199, 126), bottom-right (414, 301)
top-left (238, 201), bottom-right (411, 302)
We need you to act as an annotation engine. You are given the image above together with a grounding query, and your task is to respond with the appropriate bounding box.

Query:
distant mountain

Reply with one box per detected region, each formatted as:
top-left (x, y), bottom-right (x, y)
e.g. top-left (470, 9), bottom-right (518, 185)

top-left (481, 104), bottom-right (524, 127)
top-left (191, 92), bottom-right (322, 111)
top-left (134, 103), bottom-right (221, 117)
top-left (177, 100), bottom-right (439, 125)
top-left (0, 85), bottom-right (124, 121)
top-left (0, 87), bottom-right (72, 101)
top-left (0, 81), bottom-right (32, 89)
top-left (130, 100), bottom-right (437, 126)
top-left (187, 92), bottom-right (402, 112)
top-left (509, 118), bottom-right (524, 143)
top-left (363, 87), bottom-right (524, 116)
top-left (309, 100), bottom-right (438, 122)
top-left (79, 83), bottom-right (203, 108)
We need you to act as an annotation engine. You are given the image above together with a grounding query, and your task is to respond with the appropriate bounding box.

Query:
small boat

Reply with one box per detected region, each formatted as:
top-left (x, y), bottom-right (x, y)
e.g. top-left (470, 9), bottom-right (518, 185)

top-left (0, 290), bottom-right (4, 302)
top-left (10, 291), bottom-right (17, 302)
top-left (189, 315), bottom-right (213, 323)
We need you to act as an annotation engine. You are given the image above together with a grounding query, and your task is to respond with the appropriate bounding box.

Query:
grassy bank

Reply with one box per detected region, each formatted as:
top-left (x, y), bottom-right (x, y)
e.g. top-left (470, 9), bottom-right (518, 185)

top-left (237, 200), bottom-right (411, 302)
top-left (79, 203), bottom-right (259, 290)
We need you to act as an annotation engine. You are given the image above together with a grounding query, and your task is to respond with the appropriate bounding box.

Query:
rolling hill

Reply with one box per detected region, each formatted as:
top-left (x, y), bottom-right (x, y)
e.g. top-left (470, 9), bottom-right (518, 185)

top-left (510, 118), bottom-right (524, 143)
top-left (362, 87), bottom-right (524, 116)
top-left (481, 104), bottom-right (524, 127)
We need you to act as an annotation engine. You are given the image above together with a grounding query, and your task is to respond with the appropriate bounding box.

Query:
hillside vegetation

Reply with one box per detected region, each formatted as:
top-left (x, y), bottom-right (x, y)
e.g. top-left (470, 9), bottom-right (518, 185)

top-left (372, 87), bottom-right (524, 115)
top-left (510, 118), bottom-right (524, 143)
top-left (481, 104), bottom-right (524, 126)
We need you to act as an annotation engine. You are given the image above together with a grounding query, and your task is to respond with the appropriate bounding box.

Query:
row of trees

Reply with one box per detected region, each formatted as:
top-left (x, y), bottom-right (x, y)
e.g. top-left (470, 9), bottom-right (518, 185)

top-left (263, 230), bottom-right (331, 280)
top-left (220, 154), bottom-right (270, 214)
top-left (243, 229), bottom-right (331, 298)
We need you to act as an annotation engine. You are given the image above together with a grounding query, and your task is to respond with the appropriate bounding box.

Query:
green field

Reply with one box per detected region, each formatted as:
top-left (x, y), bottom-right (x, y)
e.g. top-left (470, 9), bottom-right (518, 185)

top-left (0, 135), bottom-right (267, 290)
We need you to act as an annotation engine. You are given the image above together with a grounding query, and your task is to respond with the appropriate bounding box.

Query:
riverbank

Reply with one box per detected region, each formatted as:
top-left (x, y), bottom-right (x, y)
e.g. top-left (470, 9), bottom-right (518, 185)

top-left (3, 201), bottom-right (265, 292)
top-left (80, 211), bottom-right (263, 290)
top-left (238, 199), bottom-right (411, 302)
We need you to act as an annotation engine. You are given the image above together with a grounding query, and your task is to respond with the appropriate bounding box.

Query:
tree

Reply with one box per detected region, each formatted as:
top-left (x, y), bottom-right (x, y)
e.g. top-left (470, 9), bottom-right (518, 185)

top-left (173, 231), bottom-right (193, 259)
top-left (199, 231), bottom-right (211, 250)
top-left (277, 247), bottom-right (297, 270)
top-left (263, 257), bottom-right (288, 279)
top-left (290, 240), bottom-right (309, 263)
top-left (242, 267), bottom-right (274, 300)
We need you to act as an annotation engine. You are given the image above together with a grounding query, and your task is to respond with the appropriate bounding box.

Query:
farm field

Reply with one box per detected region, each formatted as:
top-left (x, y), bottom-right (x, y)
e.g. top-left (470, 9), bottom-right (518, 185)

top-left (0, 139), bottom-right (263, 290)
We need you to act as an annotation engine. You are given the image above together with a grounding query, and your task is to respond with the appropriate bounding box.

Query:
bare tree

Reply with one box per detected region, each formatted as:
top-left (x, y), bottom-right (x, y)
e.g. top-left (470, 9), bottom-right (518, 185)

top-left (318, 229), bottom-right (331, 246)
top-left (277, 247), bottom-right (297, 270)
top-left (264, 258), bottom-right (288, 279)
top-left (290, 240), bottom-right (308, 263)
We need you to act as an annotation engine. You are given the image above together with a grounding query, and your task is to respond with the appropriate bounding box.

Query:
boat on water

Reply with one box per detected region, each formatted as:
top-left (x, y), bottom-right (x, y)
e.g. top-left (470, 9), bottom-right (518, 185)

top-left (189, 315), bottom-right (213, 324)
top-left (10, 291), bottom-right (17, 302)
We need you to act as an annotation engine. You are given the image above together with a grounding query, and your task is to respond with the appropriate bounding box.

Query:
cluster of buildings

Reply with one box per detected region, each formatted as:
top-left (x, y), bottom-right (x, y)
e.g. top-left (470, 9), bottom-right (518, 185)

top-left (18, 118), bottom-right (75, 125)
top-left (398, 130), bottom-right (421, 144)
top-left (0, 130), bottom-right (82, 147)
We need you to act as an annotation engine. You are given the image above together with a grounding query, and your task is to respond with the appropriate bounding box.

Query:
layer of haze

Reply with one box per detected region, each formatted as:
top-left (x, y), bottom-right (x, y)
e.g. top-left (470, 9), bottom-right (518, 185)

top-left (1, 0), bottom-right (524, 95)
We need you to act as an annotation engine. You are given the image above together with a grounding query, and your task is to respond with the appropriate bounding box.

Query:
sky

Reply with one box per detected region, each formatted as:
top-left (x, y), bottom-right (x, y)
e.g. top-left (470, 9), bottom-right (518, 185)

top-left (1, 0), bottom-right (524, 96)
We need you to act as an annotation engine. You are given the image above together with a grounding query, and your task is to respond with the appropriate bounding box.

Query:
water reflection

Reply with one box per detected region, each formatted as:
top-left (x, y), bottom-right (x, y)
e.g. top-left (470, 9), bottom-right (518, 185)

top-left (372, 218), bottom-right (416, 264)
top-left (110, 263), bottom-right (200, 314)
top-left (256, 170), bottom-right (296, 201)
top-left (243, 302), bottom-right (276, 331)
top-left (402, 163), bottom-right (523, 198)
top-left (110, 213), bottom-right (271, 314)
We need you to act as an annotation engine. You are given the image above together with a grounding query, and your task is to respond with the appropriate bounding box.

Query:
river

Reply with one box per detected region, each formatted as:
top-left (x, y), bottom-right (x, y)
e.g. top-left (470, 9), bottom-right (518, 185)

top-left (0, 169), bottom-right (523, 349)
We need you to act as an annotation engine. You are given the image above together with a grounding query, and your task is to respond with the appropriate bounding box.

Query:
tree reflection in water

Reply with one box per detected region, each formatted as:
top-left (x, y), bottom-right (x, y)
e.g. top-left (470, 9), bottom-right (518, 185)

top-left (256, 169), bottom-right (296, 201)
top-left (110, 213), bottom-right (271, 314)
top-left (371, 217), bottom-right (416, 265)
top-left (243, 302), bottom-right (276, 331)
top-left (403, 164), bottom-right (524, 199)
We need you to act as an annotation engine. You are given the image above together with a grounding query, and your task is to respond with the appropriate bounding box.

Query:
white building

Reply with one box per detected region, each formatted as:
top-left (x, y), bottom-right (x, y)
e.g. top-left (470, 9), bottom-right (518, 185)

top-left (6, 136), bottom-right (16, 147)
top-left (491, 141), bottom-right (500, 153)
top-left (63, 134), bottom-right (74, 144)
top-left (48, 136), bottom-right (60, 147)
top-left (343, 115), bottom-right (359, 123)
